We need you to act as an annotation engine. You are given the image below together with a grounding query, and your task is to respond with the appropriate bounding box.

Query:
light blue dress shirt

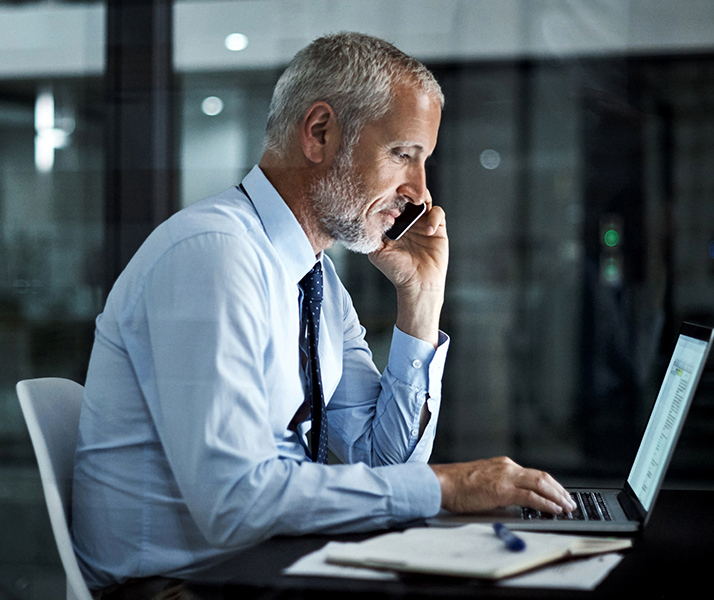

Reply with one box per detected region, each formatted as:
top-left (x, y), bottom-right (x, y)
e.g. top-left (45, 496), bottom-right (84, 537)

top-left (72, 166), bottom-right (448, 589)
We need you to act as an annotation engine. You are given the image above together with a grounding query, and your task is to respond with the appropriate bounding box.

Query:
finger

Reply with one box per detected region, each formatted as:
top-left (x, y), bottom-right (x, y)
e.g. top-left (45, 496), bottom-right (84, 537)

top-left (538, 474), bottom-right (577, 512)
top-left (421, 205), bottom-right (446, 236)
top-left (424, 188), bottom-right (433, 210)
top-left (516, 489), bottom-right (568, 514)
top-left (518, 470), bottom-right (576, 513)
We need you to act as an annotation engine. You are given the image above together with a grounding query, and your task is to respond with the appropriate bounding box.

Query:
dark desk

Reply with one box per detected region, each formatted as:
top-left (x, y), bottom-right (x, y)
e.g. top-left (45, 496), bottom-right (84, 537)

top-left (186, 489), bottom-right (714, 599)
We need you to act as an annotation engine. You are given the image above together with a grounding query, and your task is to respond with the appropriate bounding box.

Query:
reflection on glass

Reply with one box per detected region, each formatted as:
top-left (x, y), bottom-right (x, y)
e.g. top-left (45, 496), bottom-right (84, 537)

top-left (479, 149), bottom-right (501, 170)
top-left (34, 88), bottom-right (73, 173)
top-left (201, 96), bottom-right (224, 116)
top-left (224, 33), bottom-right (249, 52)
top-left (0, 2), bottom-right (105, 461)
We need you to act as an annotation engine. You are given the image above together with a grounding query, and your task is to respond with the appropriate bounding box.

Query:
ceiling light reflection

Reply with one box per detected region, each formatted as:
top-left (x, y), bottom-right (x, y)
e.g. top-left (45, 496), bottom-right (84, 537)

top-left (34, 88), bottom-right (74, 172)
top-left (479, 149), bottom-right (501, 170)
top-left (225, 33), bottom-right (249, 52)
top-left (201, 96), bottom-right (224, 116)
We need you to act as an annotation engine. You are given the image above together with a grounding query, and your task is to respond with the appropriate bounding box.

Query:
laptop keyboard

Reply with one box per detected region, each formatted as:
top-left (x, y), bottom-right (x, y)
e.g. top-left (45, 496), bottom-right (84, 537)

top-left (521, 491), bottom-right (613, 521)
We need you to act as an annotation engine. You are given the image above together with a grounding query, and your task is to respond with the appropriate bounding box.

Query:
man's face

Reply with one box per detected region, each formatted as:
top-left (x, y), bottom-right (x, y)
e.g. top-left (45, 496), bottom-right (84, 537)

top-left (310, 84), bottom-right (442, 254)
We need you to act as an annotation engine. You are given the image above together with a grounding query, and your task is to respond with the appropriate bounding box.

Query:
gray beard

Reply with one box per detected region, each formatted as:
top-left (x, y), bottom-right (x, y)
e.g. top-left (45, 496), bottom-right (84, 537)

top-left (309, 154), bottom-right (388, 255)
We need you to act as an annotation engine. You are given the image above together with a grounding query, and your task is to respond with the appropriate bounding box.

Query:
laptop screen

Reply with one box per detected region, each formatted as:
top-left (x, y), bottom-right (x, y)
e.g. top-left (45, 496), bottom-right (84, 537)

top-left (627, 327), bottom-right (712, 512)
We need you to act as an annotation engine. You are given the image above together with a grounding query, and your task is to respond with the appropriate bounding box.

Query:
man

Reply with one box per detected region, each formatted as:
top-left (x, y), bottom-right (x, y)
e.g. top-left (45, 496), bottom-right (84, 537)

top-left (73, 32), bottom-right (575, 596)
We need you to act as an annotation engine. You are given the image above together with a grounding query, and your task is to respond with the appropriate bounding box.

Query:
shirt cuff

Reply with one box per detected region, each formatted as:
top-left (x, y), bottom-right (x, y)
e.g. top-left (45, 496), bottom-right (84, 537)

top-left (378, 462), bottom-right (442, 520)
top-left (388, 326), bottom-right (450, 397)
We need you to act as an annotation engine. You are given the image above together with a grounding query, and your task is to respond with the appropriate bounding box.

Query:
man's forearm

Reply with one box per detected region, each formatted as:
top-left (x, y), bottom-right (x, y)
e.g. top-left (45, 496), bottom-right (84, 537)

top-left (395, 287), bottom-right (444, 348)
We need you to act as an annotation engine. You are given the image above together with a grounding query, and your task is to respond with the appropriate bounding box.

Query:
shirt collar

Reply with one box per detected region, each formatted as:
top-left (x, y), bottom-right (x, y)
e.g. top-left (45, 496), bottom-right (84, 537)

top-left (240, 165), bottom-right (320, 284)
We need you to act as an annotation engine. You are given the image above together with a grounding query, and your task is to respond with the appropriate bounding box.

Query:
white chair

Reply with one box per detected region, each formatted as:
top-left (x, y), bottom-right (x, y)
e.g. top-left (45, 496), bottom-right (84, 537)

top-left (17, 378), bottom-right (93, 600)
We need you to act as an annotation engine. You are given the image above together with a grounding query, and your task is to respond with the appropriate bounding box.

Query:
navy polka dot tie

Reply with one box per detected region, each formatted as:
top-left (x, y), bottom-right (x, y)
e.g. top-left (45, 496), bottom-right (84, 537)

top-left (299, 263), bottom-right (329, 464)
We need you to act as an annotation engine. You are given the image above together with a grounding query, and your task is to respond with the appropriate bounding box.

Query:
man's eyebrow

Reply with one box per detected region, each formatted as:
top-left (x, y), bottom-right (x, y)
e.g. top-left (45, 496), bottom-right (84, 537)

top-left (388, 141), bottom-right (430, 157)
top-left (390, 141), bottom-right (424, 149)
top-left (387, 141), bottom-right (436, 159)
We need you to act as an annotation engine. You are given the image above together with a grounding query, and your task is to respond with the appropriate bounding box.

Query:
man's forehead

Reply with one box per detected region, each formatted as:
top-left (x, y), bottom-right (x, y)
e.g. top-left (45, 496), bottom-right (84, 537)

top-left (376, 100), bottom-right (441, 144)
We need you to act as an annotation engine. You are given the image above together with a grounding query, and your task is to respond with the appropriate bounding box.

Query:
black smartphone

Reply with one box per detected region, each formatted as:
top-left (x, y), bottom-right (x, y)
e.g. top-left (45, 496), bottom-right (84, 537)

top-left (384, 202), bottom-right (427, 241)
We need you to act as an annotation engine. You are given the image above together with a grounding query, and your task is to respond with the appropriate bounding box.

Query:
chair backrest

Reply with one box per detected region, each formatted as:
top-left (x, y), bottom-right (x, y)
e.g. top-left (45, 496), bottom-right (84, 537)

top-left (17, 378), bottom-right (93, 600)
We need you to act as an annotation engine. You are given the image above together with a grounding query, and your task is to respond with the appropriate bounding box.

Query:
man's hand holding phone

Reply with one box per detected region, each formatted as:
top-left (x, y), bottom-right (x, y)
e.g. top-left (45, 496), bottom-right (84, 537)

top-left (369, 194), bottom-right (448, 347)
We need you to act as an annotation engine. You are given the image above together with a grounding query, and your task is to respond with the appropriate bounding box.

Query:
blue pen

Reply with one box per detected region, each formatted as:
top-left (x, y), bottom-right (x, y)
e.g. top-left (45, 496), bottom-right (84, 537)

top-left (493, 523), bottom-right (526, 552)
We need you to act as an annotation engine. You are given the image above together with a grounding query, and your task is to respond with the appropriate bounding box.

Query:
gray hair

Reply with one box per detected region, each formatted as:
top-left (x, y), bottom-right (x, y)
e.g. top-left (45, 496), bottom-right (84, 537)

top-left (264, 32), bottom-right (444, 157)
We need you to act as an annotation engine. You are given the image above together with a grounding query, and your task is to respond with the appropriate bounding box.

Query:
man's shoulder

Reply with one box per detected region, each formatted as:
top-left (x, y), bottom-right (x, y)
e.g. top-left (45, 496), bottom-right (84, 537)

top-left (107, 188), bottom-right (272, 311)
top-left (170, 187), bottom-right (262, 241)
top-left (133, 187), bottom-right (269, 276)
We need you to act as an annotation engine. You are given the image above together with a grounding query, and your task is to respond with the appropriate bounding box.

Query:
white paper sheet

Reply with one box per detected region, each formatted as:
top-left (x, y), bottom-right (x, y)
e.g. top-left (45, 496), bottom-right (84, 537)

top-left (495, 553), bottom-right (624, 589)
top-left (284, 542), bottom-right (398, 580)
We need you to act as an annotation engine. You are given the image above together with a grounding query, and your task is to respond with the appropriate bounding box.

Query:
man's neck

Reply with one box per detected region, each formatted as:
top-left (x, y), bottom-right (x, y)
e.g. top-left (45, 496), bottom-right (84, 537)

top-left (258, 154), bottom-right (333, 256)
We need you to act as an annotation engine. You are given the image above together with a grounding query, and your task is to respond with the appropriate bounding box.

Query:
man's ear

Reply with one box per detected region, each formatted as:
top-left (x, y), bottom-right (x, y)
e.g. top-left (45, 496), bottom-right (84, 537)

top-left (300, 102), bottom-right (340, 165)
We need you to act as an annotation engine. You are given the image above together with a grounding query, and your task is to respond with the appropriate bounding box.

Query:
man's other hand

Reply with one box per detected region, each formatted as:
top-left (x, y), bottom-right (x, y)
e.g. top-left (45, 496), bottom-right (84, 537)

top-left (430, 456), bottom-right (577, 515)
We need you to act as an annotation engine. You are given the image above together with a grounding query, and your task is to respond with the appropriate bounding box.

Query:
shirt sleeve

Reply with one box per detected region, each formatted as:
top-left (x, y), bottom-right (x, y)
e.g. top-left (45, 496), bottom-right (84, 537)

top-left (326, 282), bottom-right (450, 467)
top-left (130, 233), bottom-right (442, 550)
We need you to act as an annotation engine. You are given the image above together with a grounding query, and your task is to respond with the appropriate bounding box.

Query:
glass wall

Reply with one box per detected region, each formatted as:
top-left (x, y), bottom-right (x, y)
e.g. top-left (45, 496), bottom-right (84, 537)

top-left (0, 1), bottom-right (105, 594)
top-left (428, 55), bottom-right (714, 481)
top-left (0, 2), bottom-right (105, 462)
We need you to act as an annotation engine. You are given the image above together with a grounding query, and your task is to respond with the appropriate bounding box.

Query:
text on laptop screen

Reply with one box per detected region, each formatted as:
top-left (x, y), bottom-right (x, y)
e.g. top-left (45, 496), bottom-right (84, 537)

top-left (627, 334), bottom-right (709, 511)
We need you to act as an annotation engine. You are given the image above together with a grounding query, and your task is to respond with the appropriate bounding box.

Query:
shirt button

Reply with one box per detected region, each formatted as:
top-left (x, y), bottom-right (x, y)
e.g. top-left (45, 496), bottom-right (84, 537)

top-left (412, 359), bottom-right (422, 369)
top-left (411, 429), bottom-right (419, 437)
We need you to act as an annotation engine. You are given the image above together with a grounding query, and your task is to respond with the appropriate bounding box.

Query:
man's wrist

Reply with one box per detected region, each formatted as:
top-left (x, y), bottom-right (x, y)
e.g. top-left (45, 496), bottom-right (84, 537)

top-left (395, 287), bottom-right (444, 348)
top-left (429, 464), bottom-right (453, 511)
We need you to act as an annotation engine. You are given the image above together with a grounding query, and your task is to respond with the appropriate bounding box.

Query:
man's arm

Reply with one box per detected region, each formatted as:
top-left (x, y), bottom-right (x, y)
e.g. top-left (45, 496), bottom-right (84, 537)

top-left (324, 276), bottom-right (447, 467)
top-left (138, 233), bottom-right (441, 547)
top-left (355, 195), bottom-right (447, 453)
top-left (369, 199), bottom-right (577, 516)
top-left (369, 192), bottom-right (447, 349)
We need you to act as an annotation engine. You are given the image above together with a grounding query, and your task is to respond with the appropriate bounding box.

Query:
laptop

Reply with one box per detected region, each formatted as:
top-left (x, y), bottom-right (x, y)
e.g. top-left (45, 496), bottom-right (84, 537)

top-left (428, 321), bottom-right (714, 534)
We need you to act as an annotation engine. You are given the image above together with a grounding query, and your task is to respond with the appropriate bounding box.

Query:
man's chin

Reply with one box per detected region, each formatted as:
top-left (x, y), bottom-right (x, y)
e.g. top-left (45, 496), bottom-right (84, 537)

top-left (338, 233), bottom-right (384, 255)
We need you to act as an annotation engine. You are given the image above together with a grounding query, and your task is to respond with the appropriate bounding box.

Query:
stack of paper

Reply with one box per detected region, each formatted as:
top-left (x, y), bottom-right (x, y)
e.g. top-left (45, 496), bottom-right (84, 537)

top-left (284, 541), bottom-right (625, 591)
top-left (322, 524), bottom-right (631, 580)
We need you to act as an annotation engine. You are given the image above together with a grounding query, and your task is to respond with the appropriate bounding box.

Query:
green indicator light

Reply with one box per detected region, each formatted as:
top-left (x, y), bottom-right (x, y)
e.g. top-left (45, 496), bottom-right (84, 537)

top-left (604, 229), bottom-right (620, 247)
top-left (603, 263), bottom-right (620, 281)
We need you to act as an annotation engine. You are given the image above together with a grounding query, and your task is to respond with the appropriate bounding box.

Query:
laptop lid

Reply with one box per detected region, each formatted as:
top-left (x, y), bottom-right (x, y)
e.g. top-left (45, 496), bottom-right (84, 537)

top-left (621, 322), bottom-right (714, 526)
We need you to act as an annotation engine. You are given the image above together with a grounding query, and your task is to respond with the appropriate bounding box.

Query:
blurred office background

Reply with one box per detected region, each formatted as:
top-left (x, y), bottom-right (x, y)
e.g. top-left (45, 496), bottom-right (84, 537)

top-left (0, 0), bottom-right (713, 596)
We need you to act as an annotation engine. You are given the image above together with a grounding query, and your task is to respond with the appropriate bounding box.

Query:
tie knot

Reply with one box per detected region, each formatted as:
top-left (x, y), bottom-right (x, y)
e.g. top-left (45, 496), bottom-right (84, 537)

top-left (300, 263), bottom-right (323, 306)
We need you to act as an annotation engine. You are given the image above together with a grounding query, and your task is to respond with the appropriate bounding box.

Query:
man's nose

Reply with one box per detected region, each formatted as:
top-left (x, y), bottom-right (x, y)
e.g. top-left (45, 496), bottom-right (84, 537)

top-left (399, 163), bottom-right (428, 204)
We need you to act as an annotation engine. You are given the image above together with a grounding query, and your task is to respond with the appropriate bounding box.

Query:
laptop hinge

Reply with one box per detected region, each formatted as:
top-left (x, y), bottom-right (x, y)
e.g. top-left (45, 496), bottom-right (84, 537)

top-left (618, 487), bottom-right (645, 522)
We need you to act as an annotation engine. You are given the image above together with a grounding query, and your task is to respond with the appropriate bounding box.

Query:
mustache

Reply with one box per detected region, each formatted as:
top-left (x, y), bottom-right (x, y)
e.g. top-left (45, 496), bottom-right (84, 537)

top-left (392, 198), bottom-right (409, 214)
